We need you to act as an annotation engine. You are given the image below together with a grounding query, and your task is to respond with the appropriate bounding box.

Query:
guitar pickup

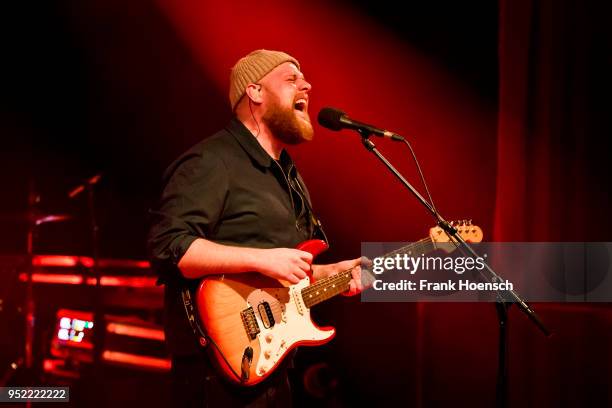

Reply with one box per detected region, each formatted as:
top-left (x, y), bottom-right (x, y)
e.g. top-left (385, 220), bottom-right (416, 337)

top-left (240, 307), bottom-right (260, 340)
top-left (257, 302), bottom-right (275, 329)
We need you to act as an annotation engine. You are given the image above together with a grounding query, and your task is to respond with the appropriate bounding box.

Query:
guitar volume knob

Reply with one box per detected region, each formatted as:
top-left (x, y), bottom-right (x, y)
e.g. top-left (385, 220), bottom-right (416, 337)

top-left (265, 334), bottom-right (273, 343)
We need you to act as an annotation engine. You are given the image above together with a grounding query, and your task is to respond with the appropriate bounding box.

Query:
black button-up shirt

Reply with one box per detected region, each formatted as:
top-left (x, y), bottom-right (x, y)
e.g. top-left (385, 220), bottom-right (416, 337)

top-left (147, 117), bottom-right (317, 355)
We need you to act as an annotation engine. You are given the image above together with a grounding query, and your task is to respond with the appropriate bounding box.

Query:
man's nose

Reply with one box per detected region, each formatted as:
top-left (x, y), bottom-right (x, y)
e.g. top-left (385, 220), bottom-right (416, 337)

top-left (299, 78), bottom-right (312, 92)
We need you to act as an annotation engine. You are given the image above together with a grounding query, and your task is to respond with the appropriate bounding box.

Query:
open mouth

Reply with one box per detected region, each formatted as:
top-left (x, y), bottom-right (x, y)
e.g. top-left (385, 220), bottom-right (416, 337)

top-left (294, 99), bottom-right (307, 112)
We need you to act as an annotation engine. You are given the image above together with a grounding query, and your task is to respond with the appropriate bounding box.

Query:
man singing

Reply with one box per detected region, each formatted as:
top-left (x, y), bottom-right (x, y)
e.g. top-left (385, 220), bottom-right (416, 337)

top-left (148, 49), bottom-right (362, 407)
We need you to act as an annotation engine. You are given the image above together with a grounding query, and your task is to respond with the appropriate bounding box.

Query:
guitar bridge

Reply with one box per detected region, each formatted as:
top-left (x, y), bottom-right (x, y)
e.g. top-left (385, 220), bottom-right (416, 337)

top-left (240, 307), bottom-right (260, 340)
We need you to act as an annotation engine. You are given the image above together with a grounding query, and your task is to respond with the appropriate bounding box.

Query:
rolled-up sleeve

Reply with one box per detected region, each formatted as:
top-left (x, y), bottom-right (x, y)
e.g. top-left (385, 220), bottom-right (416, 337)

top-left (147, 150), bottom-right (229, 284)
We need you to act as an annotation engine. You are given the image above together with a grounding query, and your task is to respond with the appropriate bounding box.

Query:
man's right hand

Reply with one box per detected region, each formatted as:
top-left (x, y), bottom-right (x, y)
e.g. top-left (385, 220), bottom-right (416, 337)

top-left (256, 248), bottom-right (313, 284)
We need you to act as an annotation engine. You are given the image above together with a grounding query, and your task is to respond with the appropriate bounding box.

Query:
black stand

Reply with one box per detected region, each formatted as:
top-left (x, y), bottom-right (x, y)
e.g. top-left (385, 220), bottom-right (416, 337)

top-left (24, 186), bottom-right (37, 376)
top-left (87, 183), bottom-right (103, 370)
top-left (358, 131), bottom-right (551, 407)
top-left (68, 174), bottom-right (103, 375)
top-left (1, 184), bottom-right (71, 392)
top-left (495, 302), bottom-right (509, 408)
top-left (0, 183), bottom-right (41, 389)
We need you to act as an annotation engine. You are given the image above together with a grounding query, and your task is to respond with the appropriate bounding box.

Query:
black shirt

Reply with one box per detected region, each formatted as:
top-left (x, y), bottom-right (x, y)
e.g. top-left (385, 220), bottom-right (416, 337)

top-left (147, 117), bottom-right (318, 355)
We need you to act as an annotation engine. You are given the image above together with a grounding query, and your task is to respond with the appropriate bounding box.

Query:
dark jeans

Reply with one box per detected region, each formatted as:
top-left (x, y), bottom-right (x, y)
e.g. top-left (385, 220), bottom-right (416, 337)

top-left (171, 351), bottom-right (292, 408)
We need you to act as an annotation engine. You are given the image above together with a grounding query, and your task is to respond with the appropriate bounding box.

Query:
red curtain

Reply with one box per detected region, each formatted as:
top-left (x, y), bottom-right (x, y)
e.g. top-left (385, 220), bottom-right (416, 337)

top-left (423, 1), bottom-right (611, 406)
top-left (494, 0), bottom-right (610, 242)
top-left (489, 1), bottom-right (612, 406)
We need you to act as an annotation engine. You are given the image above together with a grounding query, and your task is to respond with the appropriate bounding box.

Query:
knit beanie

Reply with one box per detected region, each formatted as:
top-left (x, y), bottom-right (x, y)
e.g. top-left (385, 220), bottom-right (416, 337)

top-left (229, 49), bottom-right (300, 111)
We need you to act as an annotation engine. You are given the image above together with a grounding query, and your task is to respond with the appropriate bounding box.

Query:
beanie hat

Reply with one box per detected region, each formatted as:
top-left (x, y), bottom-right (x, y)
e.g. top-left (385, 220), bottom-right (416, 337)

top-left (229, 49), bottom-right (300, 111)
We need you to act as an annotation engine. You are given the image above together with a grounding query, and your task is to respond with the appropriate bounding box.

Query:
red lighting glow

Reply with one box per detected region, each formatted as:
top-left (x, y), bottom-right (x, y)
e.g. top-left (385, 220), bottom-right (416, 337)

top-left (32, 255), bottom-right (91, 267)
top-left (31, 255), bottom-right (148, 269)
top-left (87, 276), bottom-right (158, 288)
top-left (106, 323), bottom-right (165, 341)
top-left (19, 273), bottom-right (83, 285)
top-left (43, 359), bottom-right (80, 379)
top-left (97, 259), bottom-right (150, 269)
top-left (102, 350), bottom-right (171, 371)
top-left (19, 273), bottom-right (158, 288)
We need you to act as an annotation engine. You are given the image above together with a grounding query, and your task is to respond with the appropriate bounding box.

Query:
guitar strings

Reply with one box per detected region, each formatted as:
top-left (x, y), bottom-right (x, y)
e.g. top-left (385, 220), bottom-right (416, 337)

top-left (300, 230), bottom-right (472, 300)
top-left (301, 238), bottom-right (433, 297)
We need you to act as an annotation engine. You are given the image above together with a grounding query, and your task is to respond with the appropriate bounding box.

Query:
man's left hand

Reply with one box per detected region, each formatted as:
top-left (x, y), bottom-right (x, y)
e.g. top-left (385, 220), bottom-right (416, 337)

top-left (312, 258), bottom-right (365, 296)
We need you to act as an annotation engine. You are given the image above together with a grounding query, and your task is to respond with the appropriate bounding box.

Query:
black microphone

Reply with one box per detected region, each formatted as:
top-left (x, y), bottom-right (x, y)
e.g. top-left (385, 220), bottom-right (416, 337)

top-left (317, 107), bottom-right (404, 141)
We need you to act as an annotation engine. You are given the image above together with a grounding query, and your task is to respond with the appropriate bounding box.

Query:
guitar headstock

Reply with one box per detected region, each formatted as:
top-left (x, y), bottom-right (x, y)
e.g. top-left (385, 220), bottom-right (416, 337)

top-left (429, 220), bottom-right (483, 244)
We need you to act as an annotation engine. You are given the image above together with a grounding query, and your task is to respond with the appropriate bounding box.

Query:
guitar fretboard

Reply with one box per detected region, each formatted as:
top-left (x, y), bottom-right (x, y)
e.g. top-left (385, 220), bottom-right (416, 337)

top-left (301, 237), bottom-right (437, 308)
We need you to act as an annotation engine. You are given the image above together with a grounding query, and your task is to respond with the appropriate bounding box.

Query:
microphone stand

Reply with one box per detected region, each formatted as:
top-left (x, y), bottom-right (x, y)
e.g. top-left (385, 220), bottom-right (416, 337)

top-left (357, 130), bottom-right (551, 408)
top-left (24, 184), bottom-right (39, 388)
top-left (1, 183), bottom-right (41, 389)
top-left (86, 182), bottom-right (103, 373)
top-left (68, 174), bottom-right (103, 377)
top-left (1, 183), bottom-right (74, 389)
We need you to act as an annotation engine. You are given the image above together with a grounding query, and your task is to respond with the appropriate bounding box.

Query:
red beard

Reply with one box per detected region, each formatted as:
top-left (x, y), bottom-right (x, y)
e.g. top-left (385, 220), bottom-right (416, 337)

top-left (262, 96), bottom-right (314, 145)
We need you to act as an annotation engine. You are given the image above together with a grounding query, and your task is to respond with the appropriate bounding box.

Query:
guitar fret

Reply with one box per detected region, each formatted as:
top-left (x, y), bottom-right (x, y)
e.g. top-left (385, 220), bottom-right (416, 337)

top-left (302, 271), bottom-right (352, 308)
top-left (385, 237), bottom-right (432, 259)
top-left (300, 233), bottom-right (465, 308)
top-left (304, 270), bottom-right (346, 293)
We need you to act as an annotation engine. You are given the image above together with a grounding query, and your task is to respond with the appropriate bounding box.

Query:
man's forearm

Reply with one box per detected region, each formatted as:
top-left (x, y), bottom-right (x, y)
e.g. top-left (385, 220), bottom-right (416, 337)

top-left (178, 238), bottom-right (265, 279)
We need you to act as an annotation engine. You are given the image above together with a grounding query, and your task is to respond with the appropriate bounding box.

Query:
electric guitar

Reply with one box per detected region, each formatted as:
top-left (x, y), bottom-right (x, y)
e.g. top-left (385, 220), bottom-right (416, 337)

top-left (196, 221), bottom-right (483, 386)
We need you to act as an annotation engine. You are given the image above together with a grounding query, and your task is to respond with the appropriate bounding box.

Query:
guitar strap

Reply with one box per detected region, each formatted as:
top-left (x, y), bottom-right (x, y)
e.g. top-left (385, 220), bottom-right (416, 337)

top-left (291, 173), bottom-right (329, 245)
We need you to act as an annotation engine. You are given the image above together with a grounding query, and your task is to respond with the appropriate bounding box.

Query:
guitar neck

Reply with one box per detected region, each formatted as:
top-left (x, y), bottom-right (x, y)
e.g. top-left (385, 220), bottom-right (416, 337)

top-left (302, 237), bottom-right (436, 308)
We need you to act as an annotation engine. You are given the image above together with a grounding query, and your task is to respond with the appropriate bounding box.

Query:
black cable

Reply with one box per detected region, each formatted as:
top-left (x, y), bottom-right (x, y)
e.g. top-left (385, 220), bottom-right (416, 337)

top-left (402, 139), bottom-right (437, 217)
top-left (400, 139), bottom-right (465, 253)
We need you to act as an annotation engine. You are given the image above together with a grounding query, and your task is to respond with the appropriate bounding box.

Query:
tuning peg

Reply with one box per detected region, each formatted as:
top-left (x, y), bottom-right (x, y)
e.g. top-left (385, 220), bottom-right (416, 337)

top-left (468, 219), bottom-right (473, 225)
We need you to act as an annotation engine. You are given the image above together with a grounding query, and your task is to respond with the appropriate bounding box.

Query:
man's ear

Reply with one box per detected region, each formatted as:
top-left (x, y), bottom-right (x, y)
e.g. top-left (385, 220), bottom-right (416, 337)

top-left (244, 83), bottom-right (264, 104)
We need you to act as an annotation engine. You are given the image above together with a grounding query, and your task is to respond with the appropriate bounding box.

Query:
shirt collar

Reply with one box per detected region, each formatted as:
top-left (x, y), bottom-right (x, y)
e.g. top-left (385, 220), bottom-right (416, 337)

top-left (226, 117), bottom-right (274, 168)
top-left (226, 117), bottom-right (297, 172)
